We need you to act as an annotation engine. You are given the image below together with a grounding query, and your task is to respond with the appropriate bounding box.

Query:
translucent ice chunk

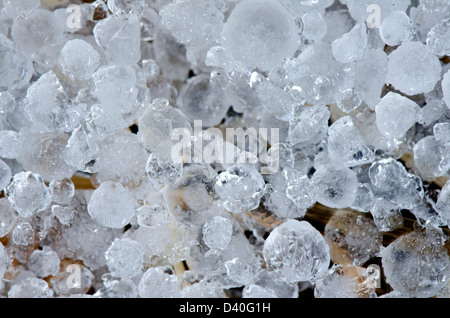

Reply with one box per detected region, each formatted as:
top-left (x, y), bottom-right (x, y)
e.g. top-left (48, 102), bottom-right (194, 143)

top-left (311, 165), bottom-right (358, 209)
top-left (335, 89), bottom-right (362, 113)
top-left (413, 136), bottom-right (448, 179)
top-left (205, 46), bottom-right (234, 73)
top-left (0, 130), bottom-right (21, 159)
top-left (8, 277), bottom-right (53, 298)
top-left (11, 222), bottom-right (35, 246)
top-left (51, 205), bottom-right (77, 226)
top-left (49, 178), bottom-right (75, 204)
top-left (0, 198), bottom-right (16, 237)
top-left (28, 247), bottom-right (60, 278)
top-left (288, 105), bottom-right (330, 147)
top-left (301, 10), bottom-right (327, 41)
top-left (177, 73), bottom-right (229, 127)
top-left (0, 35), bottom-right (33, 90)
top-left (386, 41), bottom-right (442, 95)
top-left (87, 181), bottom-right (135, 229)
top-left (106, 15), bottom-right (141, 65)
top-left (379, 11), bottom-right (415, 47)
top-left (6, 172), bottom-right (52, 217)
top-left (202, 216), bottom-right (233, 251)
top-left (328, 116), bottom-right (375, 167)
top-left (138, 266), bottom-right (180, 298)
top-left (350, 183), bottom-right (375, 213)
top-left (284, 170), bottom-right (316, 210)
top-left (242, 284), bottom-right (277, 298)
top-left (371, 198), bottom-right (404, 232)
top-left (263, 220), bottom-right (330, 283)
top-left (107, 0), bottom-right (145, 19)
top-left (221, 0), bottom-right (300, 71)
top-left (427, 18), bottom-right (450, 57)
top-left (0, 91), bottom-right (15, 114)
top-left (314, 265), bottom-right (360, 298)
top-left (375, 92), bottom-right (422, 139)
top-left (214, 164), bottom-right (265, 214)
top-left (64, 126), bottom-right (95, 172)
top-left (136, 205), bottom-right (167, 228)
top-left (436, 181), bottom-right (450, 225)
top-left (332, 22), bottom-right (367, 64)
top-left (58, 39), bottom-right (101, 82)
top-left (105, 238), bottom-right (144, 279)
top-left (381, 230), bottom-right (450, 297)
top-left (325, 212), bottom-right (382, 265)
top-left (24, 71), bottom-right (73, 132)
top-left (434, 123), bottom-right (450, 147)
top-left (146, 152), bottom-right (182, 187)
top-left (225, 257), bottom-right (255, 285)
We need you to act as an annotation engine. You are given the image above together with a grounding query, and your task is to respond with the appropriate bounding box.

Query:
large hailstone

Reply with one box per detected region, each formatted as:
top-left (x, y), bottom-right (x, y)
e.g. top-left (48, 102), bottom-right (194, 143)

top-left (87, 181), bottom-right (135, 229)
top-left (381, 230), bottom-right (450, 298)
top-left (221, 0), bottom-right (300, 71)
top-left (386, 41), bottom-right (442, 96)
top-left (105, 238), bottom-right (145, 280)
top-left (263, 220), bottom-right (330, 283)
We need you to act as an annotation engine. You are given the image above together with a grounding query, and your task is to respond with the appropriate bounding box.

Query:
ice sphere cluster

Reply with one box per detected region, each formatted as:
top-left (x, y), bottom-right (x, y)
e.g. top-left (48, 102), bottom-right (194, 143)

top-left (0, 0), bottom-right (450, 299)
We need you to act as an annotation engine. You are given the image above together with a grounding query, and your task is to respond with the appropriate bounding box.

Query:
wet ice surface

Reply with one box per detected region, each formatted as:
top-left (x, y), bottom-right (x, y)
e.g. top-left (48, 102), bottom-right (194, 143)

top-left (0, 0), bottom-right (449, 299)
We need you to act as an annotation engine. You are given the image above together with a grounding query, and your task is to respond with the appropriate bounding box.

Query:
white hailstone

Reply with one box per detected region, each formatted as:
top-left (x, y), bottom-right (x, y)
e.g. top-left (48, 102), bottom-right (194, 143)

top-left (87, 181), bottom-right (135, 228)
top-left (0, 91), bottom-right (16, 114)
top-left (332, 22), bottom-right (367, 64)
top-left (11, 222), bottom-right (35, 246)
top-left (49, 178), bottom-right (75, 204)
top-left (58, 39), bottom-right (100, 82)
top-left (138, 267), bottom-right (180, 298)
top-left (202, 216), bottom-right (233, 251)
top-left (51, 205), bottom-right (77, 226)
top-left (136, 205), bottom-right (167, 228)
top-left (6, 172), bottom-right (52, 217)
top-left (205, 46), bottom-right (234, 73)
top-left (214, 164), bottom-right (265, 214)
top-left (105, 238), bottom-right (145, 280)
top-left (28, 247), bottom-right (61, 278)
top-left (107, 0), bottom-right (145, 19)
top-left (263, 220), bottom-right (330, 283)
top-left (146, 152), bottom-right (183, 186)
top-left (427, 18), bottom-right (450, 57)
top-left (386, 41), bottom-right (442, 95)
top-left (379, 11), bottom-right (415, 47)
top-left (375, 92), bottom-right (422, 139)
top-left (0, 130), bottom-right (21, 159)
top-left (221, 0), bottom-right (300, 71)
top-left (8, 277), bottom-right (53, 298)
top-left (301, 10), bottom-right (327, 41)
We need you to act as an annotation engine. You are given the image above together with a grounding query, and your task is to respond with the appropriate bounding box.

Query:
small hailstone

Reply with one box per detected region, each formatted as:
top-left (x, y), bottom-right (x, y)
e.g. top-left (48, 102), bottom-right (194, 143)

top-left (2, 0), bottom-right (41, 20)
top-left (11, 222), bottom-right (35, 246)
top-left (28, 248), bottom-right (61, 278)
top-left (107, 0), bottom-right (145, 19)
top-left (382, 230), bottom-right (450, 298)
top-left (331, 22), bottom-right (367, 64)
top-left (386, 41), bottom-right (442, 95)
top-left (51, 205), bottom-right (77, 226)
top-left (311, 165), bottom-right (358, 209)
top-left (288, 105), bottom-right (330, 147)
top-left (141, 59), bottom-right (160, 82)
top-left (58, 39), bottom-right (101, 82)
top-left (221, 0), bottom-right (300, 71)
top-left (138, 267), bottom-right (180, 298)
top-left (335, 89), bottom-right (362, 113)
top-left (301, 10), bottom-right (327, 41)
top-left (327, 116), bottom-right (375, 167)
top-left (0, 130), bottom-right (21, 159)
top-left (106, 15), bottom-right (141, 66)
top-left (225, 258), bottom-right (254, 285)
top-left (205, 46), bottom-right (234, 73)
top-left (214, 164), bottom-right (265, 214)
top-left (263, 220), bottom-right (330, 283)
top-left (49, 178), bottom-right (75, 204)
top-left (202, 216), bottom-right (233, 251)
top-left (379, 11), bottom-right (415, 47)
top-left (105, 238), bottom-right (144, 280)
top-left (242, 285), bottom-right (278, 298)
top-left (0, 198), bottom-right (17, 237)
top-left (0, 159), bottom-right (11, 190)
top-left (6, 172), bottom-right (52, 217)
top-left (375, 92), bottom-right (422, 139)
top-left (350, 183), bottom-right (375, 213)
top-left (442, 69), bottom-right (450, 109)
top-left (0, 91), bottom-right (15, 114)
top-left (413, 136), bottom-right (448, 179)
top-left (8, 277), bottom-right (53, 298)
top-left (136, 205), bottom-right (167, 228)
top-left (284, 170), bottom-right (316, 210)
top-left (324, 212), bottom-right (382, 265)
top-left (427, 18), bottom-right (450, 57)
top-left (434, 123), bottom-right (450, 147)
top-left (0, 35), bottom-right (33, 90)
top-left (64, 126), bottom-right (95, 172)
top-left (87, 181), bottom-right (135, 229)
top-left (371, 198), bottom-right (404, 232)
top-left (314, 265), bottom-right (359, 298)
top-left (146, 152), bottom-right (183, 186)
